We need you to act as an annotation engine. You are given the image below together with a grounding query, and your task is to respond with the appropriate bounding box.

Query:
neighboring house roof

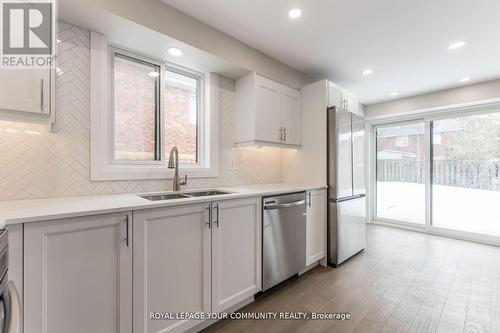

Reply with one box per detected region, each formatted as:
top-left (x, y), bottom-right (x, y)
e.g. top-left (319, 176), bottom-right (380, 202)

top-left (377, 119), bottom-right (464, 138)
top-left (378, 150), bottom-right (417, 160)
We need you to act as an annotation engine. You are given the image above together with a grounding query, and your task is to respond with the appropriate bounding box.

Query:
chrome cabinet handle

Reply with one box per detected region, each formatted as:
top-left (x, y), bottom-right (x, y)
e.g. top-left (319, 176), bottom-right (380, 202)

top-left (213, 203), bottom-right (219, 227)
top-left (40, 78), bottom-right (44, 113)
top-left (279, 127), bottom-right (283, 141)
top-left (206, 205), bottom-right (211, 229)
top-left (284, 127), bottom-right (287, 142)
top-left (124, 215), bottom-right (129, 247)
top-left (307, 192), bottom-right (312, 207)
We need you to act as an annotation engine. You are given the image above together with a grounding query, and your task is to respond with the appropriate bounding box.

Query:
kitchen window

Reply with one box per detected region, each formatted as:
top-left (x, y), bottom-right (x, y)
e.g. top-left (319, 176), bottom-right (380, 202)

top-left (90, 33), bottom-right (218, 180)
top-left (164, 69), bottom-right (200, 164)
top-left (113, 53), bottom-right (161, 162)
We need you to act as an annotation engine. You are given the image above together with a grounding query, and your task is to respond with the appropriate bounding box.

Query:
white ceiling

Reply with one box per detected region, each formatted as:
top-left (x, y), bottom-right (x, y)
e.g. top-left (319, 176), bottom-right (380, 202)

top-left (59, 0), bottom-right (249, 80)
top-left (162, 0), bottom-right (500, 104)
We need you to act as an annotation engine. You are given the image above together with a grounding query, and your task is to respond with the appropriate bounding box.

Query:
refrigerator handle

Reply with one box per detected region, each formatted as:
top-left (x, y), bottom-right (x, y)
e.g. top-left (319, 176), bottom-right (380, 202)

top-left (331, 194), bottom-right (366, 203)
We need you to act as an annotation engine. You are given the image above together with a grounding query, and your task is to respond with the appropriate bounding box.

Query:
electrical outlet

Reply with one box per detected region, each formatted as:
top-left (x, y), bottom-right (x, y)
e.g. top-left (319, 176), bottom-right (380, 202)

top-left (229, 158), bottom-right (239, 170)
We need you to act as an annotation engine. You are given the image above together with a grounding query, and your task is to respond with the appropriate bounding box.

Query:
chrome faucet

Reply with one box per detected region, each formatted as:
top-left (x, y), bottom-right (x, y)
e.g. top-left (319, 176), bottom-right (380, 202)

top-left (168, 146), bottom-right (188, 191)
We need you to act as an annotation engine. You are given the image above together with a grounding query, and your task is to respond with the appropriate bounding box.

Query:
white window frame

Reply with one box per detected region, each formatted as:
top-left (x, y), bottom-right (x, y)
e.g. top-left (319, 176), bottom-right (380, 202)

top-left (90, 32), bottom-right (219, 181)
top-left (366, 100), bottom-right (500, 246)
top-left (110, 48), bottom-right (163, 165)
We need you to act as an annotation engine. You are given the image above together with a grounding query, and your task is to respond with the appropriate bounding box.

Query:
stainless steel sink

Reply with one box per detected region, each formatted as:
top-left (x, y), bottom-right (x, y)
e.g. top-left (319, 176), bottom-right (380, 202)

top-left (139, 190), bottom-right (231, 201)
top-left (139, 193), bottom-right (191, 201)
top-left (182, 190), bottom-right (230, 197)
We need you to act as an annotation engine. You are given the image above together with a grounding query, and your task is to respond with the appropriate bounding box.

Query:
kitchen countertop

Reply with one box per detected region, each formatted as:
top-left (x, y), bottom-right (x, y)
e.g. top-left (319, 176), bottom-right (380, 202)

top-left (0, 183), bottom-right (326, 227)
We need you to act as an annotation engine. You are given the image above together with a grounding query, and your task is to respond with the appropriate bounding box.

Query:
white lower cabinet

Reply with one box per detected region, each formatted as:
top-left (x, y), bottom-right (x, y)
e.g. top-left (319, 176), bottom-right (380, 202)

top-left (20, 197), bottom-right (262, 333)
top-left (306, 189), bottom-right (327, 266)
top-left (23, 212), bottom-right (132, 333)
top-left (211, 198), bottom-right (261, 312)
top-left (133, 203), bottom-right (211, 333)
top-left (133, 197), bottom-right (261, 333)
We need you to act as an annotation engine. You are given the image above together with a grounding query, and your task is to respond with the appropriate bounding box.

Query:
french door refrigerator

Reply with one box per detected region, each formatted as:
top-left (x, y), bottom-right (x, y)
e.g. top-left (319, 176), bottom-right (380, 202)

top-left (327, 105), bottom-right (366, 266)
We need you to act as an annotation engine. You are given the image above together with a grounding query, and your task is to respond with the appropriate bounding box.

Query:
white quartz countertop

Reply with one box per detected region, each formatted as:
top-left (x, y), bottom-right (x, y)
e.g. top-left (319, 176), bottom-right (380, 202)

top-left (0, 183), bottom-right (326, 227)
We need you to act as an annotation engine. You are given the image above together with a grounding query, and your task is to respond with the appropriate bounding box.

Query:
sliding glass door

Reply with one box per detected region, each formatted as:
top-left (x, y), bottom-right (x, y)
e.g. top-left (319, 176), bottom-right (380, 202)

top-left (375, 122), bottom-right (426, 224)
top-left (373, 108), bottom-right (500, 240)
top-left (432, 111), bottom-right (500, 237)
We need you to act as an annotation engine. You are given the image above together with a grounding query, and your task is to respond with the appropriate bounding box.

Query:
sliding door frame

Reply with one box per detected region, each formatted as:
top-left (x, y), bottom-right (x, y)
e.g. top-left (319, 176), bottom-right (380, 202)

top-left (368, 101), bottom-right (500, 246)
top-left (371, 119), bottom-right (428, 228)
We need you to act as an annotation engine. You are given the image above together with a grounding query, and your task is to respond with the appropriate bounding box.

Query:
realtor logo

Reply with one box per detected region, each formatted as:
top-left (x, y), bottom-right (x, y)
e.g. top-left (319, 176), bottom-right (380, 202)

top-left (1, 0), bottom-right (55, 68)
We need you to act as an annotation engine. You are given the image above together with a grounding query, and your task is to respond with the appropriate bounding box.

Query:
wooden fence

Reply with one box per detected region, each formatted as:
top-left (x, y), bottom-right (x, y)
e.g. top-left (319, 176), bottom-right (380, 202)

top-left (377, 159), bottom-right (500, 191)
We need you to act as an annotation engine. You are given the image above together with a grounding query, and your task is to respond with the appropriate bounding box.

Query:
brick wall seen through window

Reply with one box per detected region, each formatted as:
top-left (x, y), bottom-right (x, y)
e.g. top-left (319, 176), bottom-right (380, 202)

top-left (113, 52), bottom-right (200, 164)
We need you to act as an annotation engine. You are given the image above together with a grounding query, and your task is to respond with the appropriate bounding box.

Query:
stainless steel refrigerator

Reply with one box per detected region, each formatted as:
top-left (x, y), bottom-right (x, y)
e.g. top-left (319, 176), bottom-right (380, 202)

top-left (327, 105), bottom-right (366, 266)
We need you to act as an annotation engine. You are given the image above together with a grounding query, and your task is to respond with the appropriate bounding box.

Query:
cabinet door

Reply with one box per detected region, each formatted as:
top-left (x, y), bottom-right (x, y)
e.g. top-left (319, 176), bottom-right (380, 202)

top-left (24, 212), bottom-right (132, 333)
top-left (133, 204), bottom-right (211, 333)
top-left (254, 75), bottom-right (283, 143)
top-left (306, 189), bottom-right (327, 266)
top-left (282, 87), bottom-right (301, 145)
top-left (212, 197), bottom-right (261, 312)
top-left (342, 92), bottom-right (355, 113)
top-left (0, 68), bottom-right (50, 114)
top-left (328, 82), bottom-right (342, 108)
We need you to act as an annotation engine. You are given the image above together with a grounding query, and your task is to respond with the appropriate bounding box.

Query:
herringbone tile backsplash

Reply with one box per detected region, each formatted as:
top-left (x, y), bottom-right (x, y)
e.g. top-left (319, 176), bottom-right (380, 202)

top-left (0, 22), bottom-right (282, 201)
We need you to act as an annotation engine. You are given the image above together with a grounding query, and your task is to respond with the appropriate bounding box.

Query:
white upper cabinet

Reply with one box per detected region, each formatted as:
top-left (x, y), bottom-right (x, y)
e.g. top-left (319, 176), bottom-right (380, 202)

top-left (342, 91), bottom-right (356, 114)
top-left (23, 212), bottom-right (132, 333)
top-left (281, 86), bottom-right (302, 146)
top-left (254, 75), bottom-right (283, 143)
top-left (328, 81), bottom-right (357, 114)
top-left (0, 68), bottom-right (51, 115)
top-left (236, 72), bottom-right (301, 147)
top-left (328, 81), bottom-right (342, 108)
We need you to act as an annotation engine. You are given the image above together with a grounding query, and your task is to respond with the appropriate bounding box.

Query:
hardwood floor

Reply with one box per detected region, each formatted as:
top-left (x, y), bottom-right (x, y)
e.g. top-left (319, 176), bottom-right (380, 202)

top-left (202, 224), bottom-right (500, 333)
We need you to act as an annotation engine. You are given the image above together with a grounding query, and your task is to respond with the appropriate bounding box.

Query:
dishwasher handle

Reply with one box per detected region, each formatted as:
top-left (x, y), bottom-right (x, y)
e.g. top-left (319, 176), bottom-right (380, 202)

top-left (264, 199), bottom-right (306, 210)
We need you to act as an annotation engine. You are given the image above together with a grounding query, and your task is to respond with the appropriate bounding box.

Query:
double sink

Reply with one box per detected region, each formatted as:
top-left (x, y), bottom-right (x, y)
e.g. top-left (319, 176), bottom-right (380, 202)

top-left (139, 190), bottom-right (231, 201)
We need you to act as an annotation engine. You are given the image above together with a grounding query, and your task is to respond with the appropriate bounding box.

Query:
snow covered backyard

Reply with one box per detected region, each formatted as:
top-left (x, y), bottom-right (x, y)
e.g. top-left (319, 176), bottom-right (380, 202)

top-left (377, 181), bottom-right (500, 237)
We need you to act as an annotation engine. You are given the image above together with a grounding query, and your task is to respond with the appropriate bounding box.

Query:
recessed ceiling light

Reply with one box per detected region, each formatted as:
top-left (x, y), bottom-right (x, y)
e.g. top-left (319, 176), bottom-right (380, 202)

top-left (149, 71), bottom-right (160, 78)
top-left (459, 77), bottom-right (470, 83)
top-left (288, 8), bottom-right (302, 19)
top-left (167, 47), bottom-right (184, 57)
top-left (448, 41), bottom-right (466, 50)
top-left (362, 69), bottom-right (373, 76)
top-left (390, 92), bottom-right (399, 97)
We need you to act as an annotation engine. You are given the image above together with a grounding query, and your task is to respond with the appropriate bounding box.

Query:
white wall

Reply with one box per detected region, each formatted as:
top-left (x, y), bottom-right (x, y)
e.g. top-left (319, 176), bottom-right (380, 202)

top-left (365, 79), bottom-right (500, 119)
top-left (80, 0), bottom-right (312, 89)
top-left (0, 22), bottom-right (283, 201)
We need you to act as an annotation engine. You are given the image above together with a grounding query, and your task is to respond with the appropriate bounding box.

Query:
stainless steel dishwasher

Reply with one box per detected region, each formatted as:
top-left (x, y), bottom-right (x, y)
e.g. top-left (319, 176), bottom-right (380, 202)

top-left (262, 192), bottom-right (307, 291)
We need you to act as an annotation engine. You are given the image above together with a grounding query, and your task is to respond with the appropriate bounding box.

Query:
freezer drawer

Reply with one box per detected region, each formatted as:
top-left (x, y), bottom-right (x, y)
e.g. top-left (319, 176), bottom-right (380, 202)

top-left (328, 196), bottom-right (366, 265)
